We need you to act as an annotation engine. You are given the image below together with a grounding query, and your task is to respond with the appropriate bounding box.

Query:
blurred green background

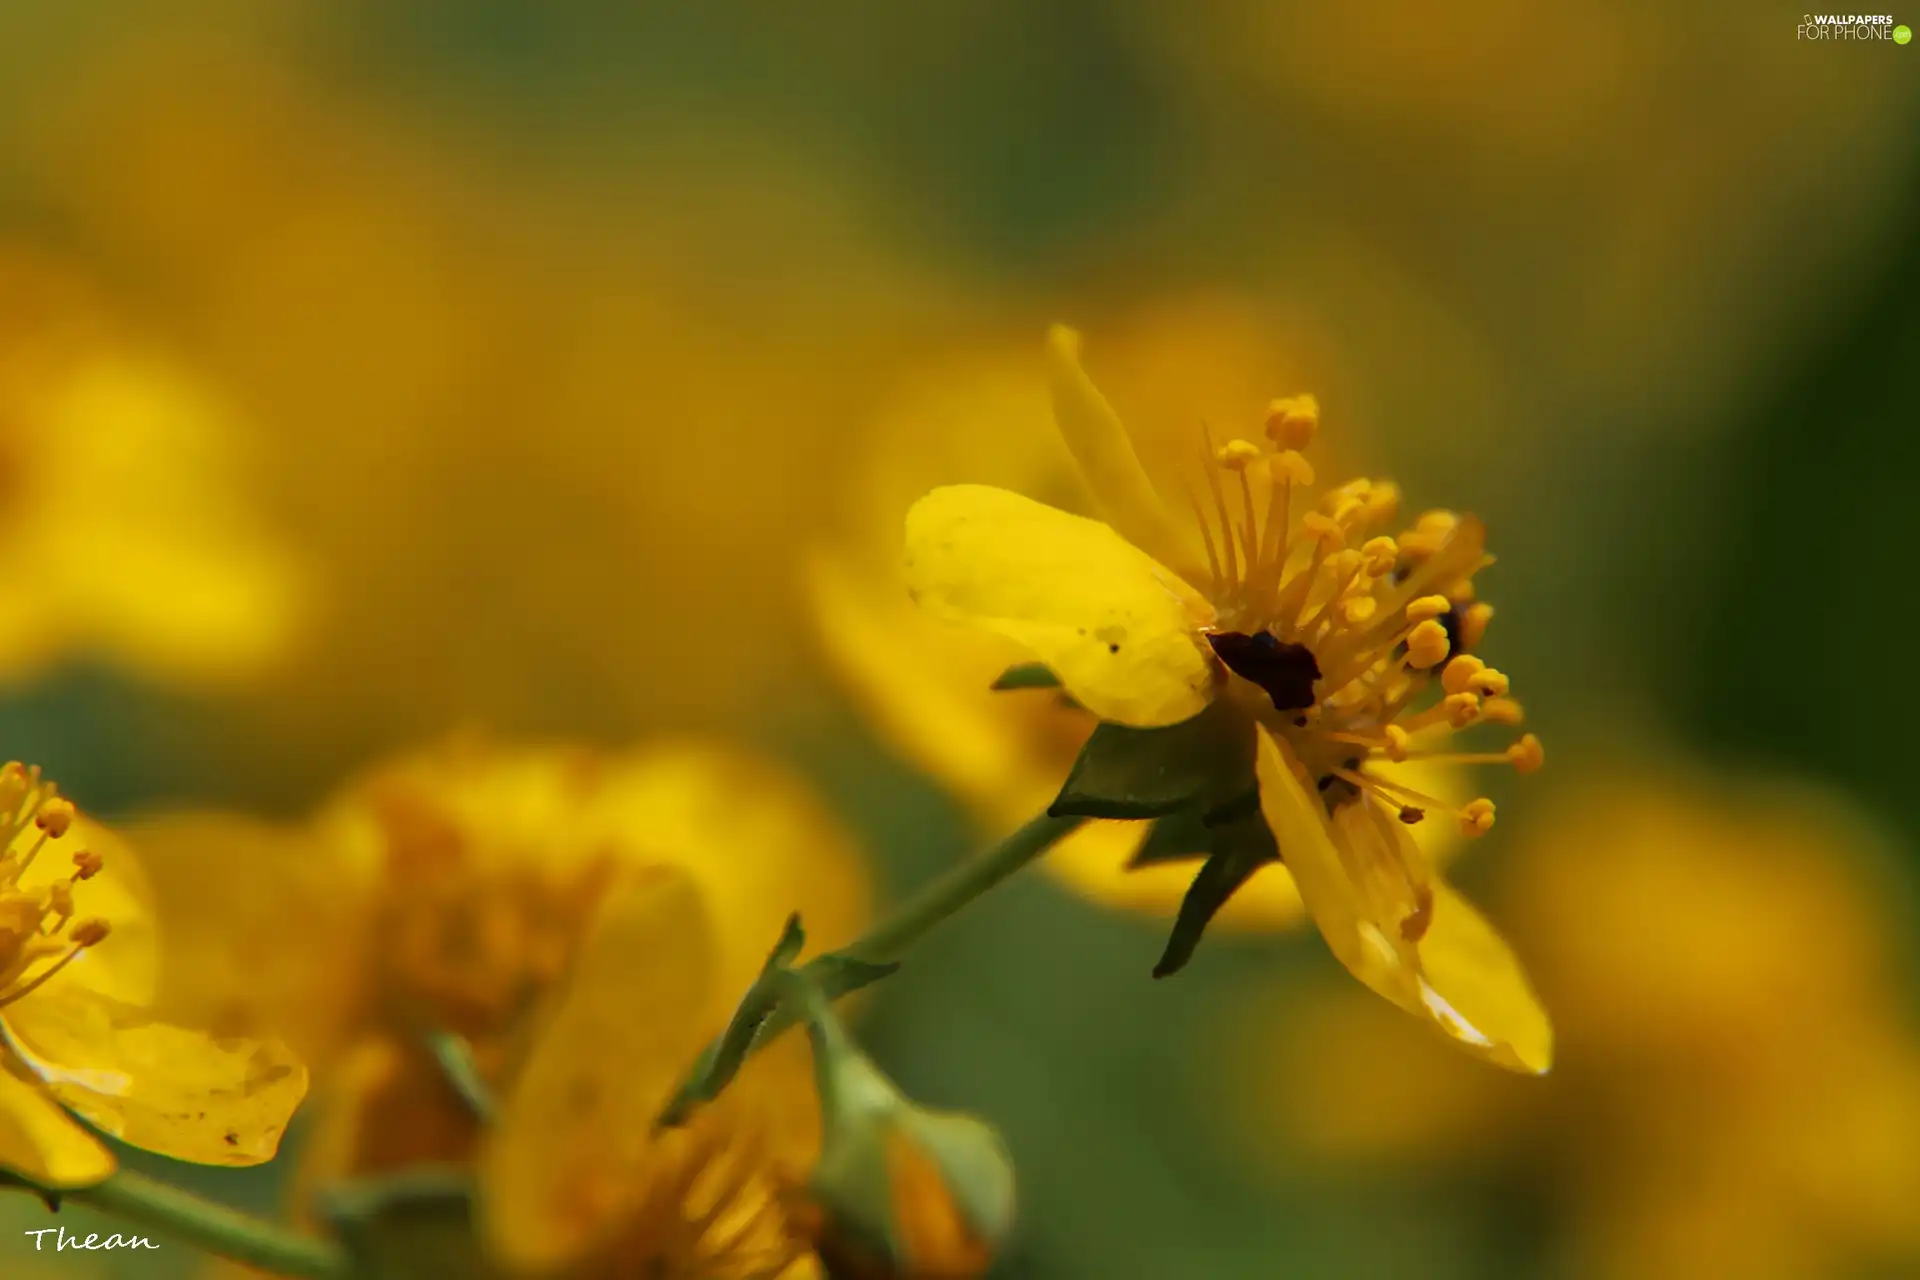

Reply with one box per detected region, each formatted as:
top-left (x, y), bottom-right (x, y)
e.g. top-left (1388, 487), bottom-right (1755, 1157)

top-left (3, 1), bottom-right (1919, 1276)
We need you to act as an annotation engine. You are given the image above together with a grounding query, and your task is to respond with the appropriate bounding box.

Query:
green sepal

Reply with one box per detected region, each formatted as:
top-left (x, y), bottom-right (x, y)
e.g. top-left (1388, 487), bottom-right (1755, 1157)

top-left (1151, 809), bottom-right (1280, 979)
top-left (317, 1167), bottom-right (501, 1280)
top-left (1127, 788), bottom-right (1261, 868)
top-left (990, 662), bottom-right (1061, 690)
top-left (1049, 700), bottom-right (1254, 820)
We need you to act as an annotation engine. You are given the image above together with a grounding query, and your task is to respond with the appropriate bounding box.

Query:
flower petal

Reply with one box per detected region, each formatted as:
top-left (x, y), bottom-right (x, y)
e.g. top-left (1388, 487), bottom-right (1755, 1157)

top-left (1416, 883), bottom-right (1553, 1075)
top-left (1254, 726), bottom-right (1422, 1008)
top-left (0, 1057), bottom-right (115, 1188)
top-left (905, 485), bottom-right (1219, 728)
top-left (0, 988), bottom-right (307, 1165)
top-left (128, 811), bottom-right (372, 1067)
top-left (482, 864), bottom-right (717, 1270)
top-left (1254, 726), bottom-right (1551, 1073)
top-left (1045, 326), bottom-right (1207, 585)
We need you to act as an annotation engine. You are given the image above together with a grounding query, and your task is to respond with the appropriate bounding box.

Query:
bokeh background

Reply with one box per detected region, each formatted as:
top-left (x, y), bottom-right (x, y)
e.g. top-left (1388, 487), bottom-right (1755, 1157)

top-left (3, 1), bottom-right (1919, 1276)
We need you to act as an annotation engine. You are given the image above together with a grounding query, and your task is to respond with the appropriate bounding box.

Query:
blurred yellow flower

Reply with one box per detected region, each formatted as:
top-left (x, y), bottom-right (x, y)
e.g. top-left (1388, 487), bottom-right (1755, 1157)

top-left (482, 865), bottom-right (824, 1279)
top-left (15, 29), bottom-right (971, 773)
top-left (1240, 767), bottom-right (1920, 1279)
top-left (810, 297), bottom-right (1464, 931)
top-left (0, 763), bottom-right (306, 1189)
top-left (0, 250), bottom-right (304, 687)
top-left (131, 737), bottom-right (867, 1245)
top-left (897, 325), bottom-right (1547, 1070)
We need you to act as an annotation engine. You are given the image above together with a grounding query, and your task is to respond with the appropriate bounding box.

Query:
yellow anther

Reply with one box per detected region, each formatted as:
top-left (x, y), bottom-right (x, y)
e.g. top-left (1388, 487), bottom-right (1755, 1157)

top-left (70, 849), bottom-right (102, 880)
top-left (1468, 667), bottom-right (1510, 698)
top-left (70, 918), bottom-right (111, 947)
top-left (48, 880), bottom-right (73, 917)
top-left (1415, 510), bottom-right (1460, 535)
top-left (1446, 577), bottom-right (1478, 605)
top-left (1442, 691), bottom-right (1482, 728)
top-left (1383, 725), bottom-right (1411, 762)
top-left (1264, 394), bottom-right (1320, 450)
top-left (1215, 439), bottom-right (1264, 471)
top-left (1481, 696), bottom-right (1526, 726)
top-left (1360, 536), bottom-right (1399, 576)
top-left (1363, 481), bottom-right (1401, 526)
top-left (34, 798), bottom-right (75, 839)
top-left (1458, 798), bottom-right (1496, 837)
top-left (1406, 619), bottom-right (1451, 669)
top-left (1508, 734), bottom-right (1545, 774)
top-left (1460, 603), bottom-right (1494, 650)
top-left (1270, 450), bottom-right (1315, 486)
top-left (1321, 549), bottom-right (1362, 582)
top-left (1406, 595), bottom-right (1453, 623)
top-left (1301, 512), bottom-right (1345, 547)
top-left (1340, 596), bottom-right (1378, 625)
top-left (1440, 655), bottom-right (1487, 695)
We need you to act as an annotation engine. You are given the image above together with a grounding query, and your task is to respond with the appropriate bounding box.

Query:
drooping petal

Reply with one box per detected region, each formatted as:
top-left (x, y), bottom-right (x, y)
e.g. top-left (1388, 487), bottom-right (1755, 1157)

top-left (0, 987), bottom-right (307, 1165)
top-left (482, 864), bottom-right (717, 1270)
top-left (0, 1057), bottom-right (115, 1188)
top-left (905, 485), bottom-right (1219, 728)
top-left (1415, 883), bottom-right (1553, 1075)
top-left (1045, 326), bottom-right (1208, 585)
top-left (1253, 726), bottom-right (1551, 1073)
top-left (1255, 726), bottom-right (1422, 1008)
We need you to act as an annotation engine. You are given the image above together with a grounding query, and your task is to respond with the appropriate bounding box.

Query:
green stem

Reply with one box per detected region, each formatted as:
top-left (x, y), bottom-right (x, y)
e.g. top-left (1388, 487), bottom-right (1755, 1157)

top-left (63, 1170), bottom-right (346, 1279)
top-left (840, 810), bottom-right (1085, 962)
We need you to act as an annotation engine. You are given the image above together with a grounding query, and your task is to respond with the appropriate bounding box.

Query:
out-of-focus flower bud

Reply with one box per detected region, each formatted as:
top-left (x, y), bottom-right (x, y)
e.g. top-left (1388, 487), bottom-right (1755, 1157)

top-left (797, 1009), bottom-right (1015, 1279)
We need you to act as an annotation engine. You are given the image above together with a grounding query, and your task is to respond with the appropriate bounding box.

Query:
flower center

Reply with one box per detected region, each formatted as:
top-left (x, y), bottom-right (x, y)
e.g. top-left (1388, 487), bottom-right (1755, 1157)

top-left (1182, 399), bottom-right (1542, 842)
top-left (0, 762), bottom-right (111, 1007)
top-left (365, 788), bottom-right (615, 1058)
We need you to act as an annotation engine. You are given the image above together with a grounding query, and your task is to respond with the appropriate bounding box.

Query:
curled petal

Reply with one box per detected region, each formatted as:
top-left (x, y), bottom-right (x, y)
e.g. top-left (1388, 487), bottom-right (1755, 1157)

top-left (1045, 326), bottom-right (1208, 585)
top-left (905, 485), bottom-right (1219, 728)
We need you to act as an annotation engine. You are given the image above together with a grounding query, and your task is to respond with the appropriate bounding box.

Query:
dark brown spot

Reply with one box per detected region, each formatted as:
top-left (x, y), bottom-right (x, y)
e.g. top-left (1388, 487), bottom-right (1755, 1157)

top-left (223, 1132), bottom-right (239, 1146)
top-left (1207, 631), bottom-right (1320, 712)
top-left (1398, 806), bottom-right (1425, 825)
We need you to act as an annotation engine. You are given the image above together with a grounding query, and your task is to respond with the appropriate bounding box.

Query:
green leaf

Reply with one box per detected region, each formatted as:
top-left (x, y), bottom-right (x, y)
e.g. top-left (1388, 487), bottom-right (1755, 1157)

top-left (318, 1167), bottom-right (501, 1280)
top-left (1127, 789), bottom-right (1262, 869)
top-left (1151, 810), bottom-right (1280, 979)
top-left (1050, 700), bottom-right (1253, 820)
top-left (810, 954), bottom-right (903, 1000)
top-left (990, 662), bottom-right (1062, 690)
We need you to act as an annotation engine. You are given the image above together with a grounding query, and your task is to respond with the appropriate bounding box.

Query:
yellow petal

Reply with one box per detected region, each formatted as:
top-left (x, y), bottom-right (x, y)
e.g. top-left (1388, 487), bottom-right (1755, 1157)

top-left (1416, 883), bottom-right (1554, 1075)
top-left (905, 485), bottom-right (1219, 728)
top-left (13, 814), bottom-right (158, 1007)
top-left (129, 811), bottom-right (373, 1068)
top-left (0, 988), bottom-right (307, 1165)
top-left (482, 865), bottom-right (717, 1270)
top-left (1254, 726), bottom-right (1550, 1072)
top-left (0, 1056), bottom-right (115, 1188)
top-left (592, 743), bottom-right (873, 1007)
top-left (1044, 326), bottom-right (1207, 585)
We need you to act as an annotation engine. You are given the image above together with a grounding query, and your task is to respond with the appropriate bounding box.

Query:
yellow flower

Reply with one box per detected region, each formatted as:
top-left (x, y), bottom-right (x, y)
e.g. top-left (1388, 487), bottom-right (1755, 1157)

top-left (481, 866), bottom-right (826, 1279)
top-left (0, 249), bottom-right (304, 688)
top-left (809, 298), bottom-right (1464, 931)
top-left (902, 326), bottom-right (1548, 1072)
top-left (131, 738), bottom-right (868, 1247)
top-left (0, 763), bottom-right (306, 1188)
top-left (1239, 766), bottom-right (1920, 1279)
